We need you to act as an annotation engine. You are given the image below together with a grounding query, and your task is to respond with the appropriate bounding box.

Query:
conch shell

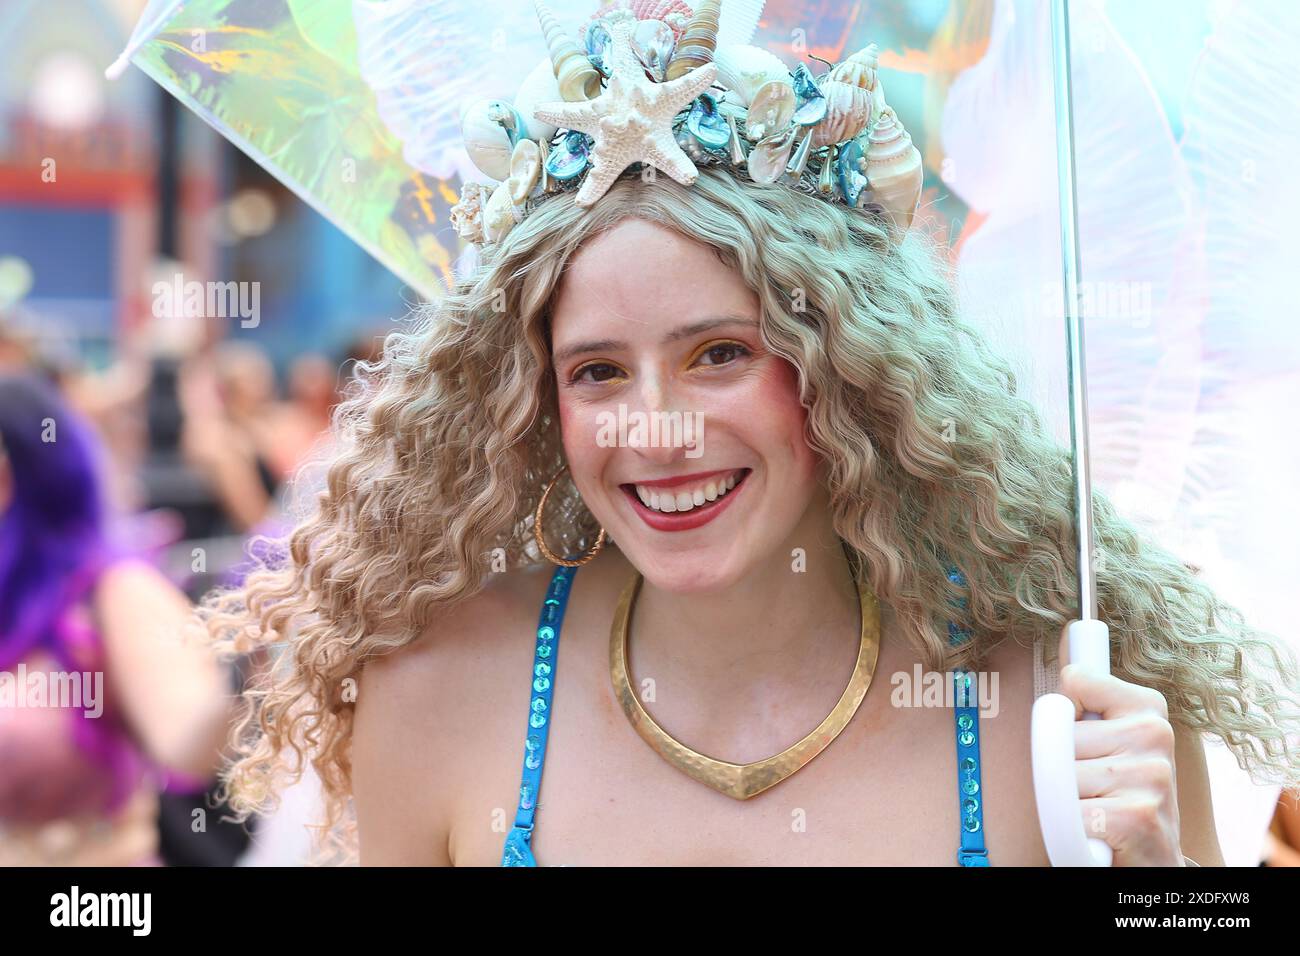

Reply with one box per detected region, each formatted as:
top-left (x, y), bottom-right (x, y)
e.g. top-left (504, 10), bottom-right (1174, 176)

top-left (713, 44), bottom-right (790, 107)
top-left (666, 0), bottom-right (721, 80)
top-left (830, 44), bottom-right (880, 90)
top-left (809, 81), bottom-right (873, 149)
top-left (864, 105), bottom-right (924, 234)
top-left (535, 0), bottom-right (601, 102)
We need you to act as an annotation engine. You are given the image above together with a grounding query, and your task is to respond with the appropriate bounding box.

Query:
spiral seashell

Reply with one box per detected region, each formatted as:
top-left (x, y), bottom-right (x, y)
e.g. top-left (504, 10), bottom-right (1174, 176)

top-left (830, 43), bottom-right (880, 90)
top-left (713, 44), bottom-right (791, 107)
top-left (535, 0), bottom-right (601, 102)
top-left (809, 81), bottom-right (873, 149)
top-left (864, 105), bottom-right (924, 233)
top-left (665, 0), bottom-right (720, 81)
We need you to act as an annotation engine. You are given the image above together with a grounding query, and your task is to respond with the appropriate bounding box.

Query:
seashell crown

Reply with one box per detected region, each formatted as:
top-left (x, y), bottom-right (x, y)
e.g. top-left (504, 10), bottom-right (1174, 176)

top-left (450, 0), bottom-right (925, 247)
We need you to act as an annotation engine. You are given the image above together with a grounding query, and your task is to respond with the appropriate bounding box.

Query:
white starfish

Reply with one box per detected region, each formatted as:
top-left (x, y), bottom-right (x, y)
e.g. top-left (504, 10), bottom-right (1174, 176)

top-left (531, 18), bottom-right (718, 208)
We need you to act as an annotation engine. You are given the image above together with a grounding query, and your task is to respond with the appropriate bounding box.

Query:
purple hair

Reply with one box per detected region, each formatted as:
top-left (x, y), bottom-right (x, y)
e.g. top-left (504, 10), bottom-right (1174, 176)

top-left (0, 372), bottom-right (150, 815)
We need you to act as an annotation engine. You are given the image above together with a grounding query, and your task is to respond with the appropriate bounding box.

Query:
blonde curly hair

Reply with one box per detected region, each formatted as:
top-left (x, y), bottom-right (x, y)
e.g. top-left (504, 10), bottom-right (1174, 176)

top-left (200, 165), bottom-right (1300, 863)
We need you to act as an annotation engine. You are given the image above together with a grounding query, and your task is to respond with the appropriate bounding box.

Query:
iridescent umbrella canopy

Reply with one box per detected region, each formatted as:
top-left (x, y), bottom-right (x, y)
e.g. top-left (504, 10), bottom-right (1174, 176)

top-left (105, 0), bottom-right (768, 300)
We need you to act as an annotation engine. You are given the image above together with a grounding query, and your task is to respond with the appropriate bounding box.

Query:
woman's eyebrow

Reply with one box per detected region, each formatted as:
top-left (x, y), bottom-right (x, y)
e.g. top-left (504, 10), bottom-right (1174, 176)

top-left (552, 315), bottom-right (758, 365)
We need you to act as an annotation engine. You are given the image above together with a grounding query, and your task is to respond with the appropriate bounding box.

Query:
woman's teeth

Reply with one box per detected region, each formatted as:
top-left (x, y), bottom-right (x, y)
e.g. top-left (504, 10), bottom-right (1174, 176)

top-left (633, 471), bottom-right (743, 514)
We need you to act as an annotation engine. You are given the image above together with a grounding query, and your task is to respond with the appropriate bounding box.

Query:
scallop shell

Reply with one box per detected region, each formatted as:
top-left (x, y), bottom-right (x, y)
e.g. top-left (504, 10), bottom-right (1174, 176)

top-left (585, 0), bottom-right (693, 43)
top-left (809, 81), bottom-right (873, 149)
top-left (713, 44), bottom-right (790, 107)
top-left (507, 139), bottom-right (543, 203)
top-left (514, 57), bottom-right (562, 142)
top-left (534, 0), bottom-right (601, 102)
top-left (460, 98), bottom-right (522, 181)
top-left (864, 105), bottom-right (924, 233)
top-left (628, 0), bottom-right (694, 36)
top-left (830, 44), bottom-right (880, 90)
top-left (665, 0), bottom-right (721, 80)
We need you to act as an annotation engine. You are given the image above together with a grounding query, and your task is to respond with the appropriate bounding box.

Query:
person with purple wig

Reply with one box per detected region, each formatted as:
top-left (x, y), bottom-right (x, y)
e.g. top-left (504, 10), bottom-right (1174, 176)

top-left (0, 372), bottom-right (233, 865)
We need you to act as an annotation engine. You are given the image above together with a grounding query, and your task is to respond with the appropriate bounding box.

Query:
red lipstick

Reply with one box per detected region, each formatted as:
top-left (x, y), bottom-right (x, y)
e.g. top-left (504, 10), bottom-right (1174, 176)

top-left (620, 469), bottom-right (750, 533)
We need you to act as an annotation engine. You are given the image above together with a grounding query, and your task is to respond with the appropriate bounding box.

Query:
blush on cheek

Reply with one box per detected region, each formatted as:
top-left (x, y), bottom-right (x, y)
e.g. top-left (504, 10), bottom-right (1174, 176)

top-left (556, 393), bottom-right (580, 462)
top-left (555, 393), bottom-right (603, 473)
top-left (751, 358), bottom-right (816, 472)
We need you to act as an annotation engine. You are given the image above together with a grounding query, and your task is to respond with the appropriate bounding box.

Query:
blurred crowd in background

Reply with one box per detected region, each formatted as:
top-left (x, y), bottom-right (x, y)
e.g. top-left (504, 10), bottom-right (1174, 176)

top-left (0, 0), bottom-right (408, 865)
top-left (1, 276), bottom-right (395, 865)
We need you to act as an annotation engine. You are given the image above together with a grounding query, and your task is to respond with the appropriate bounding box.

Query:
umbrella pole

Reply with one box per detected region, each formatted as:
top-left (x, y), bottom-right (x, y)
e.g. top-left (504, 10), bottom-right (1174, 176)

top-left (1050, 0), bottom-right (1098, 623)
top-left (1031, 0), bottom-right (1114, 866)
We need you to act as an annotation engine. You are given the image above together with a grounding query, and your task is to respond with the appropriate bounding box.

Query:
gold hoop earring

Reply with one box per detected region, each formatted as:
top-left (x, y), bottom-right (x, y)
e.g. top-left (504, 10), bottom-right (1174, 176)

top-left (534, 465), bottom-right (607, 567)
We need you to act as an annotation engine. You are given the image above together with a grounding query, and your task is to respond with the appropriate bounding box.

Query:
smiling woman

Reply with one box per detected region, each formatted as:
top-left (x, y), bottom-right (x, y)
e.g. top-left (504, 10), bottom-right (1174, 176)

top-left (196, 164), bottom-right (1300, 867)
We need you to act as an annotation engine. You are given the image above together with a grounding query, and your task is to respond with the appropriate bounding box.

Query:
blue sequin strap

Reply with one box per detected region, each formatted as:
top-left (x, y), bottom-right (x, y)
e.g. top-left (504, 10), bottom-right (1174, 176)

top-left (501, 563), bottom-right (578, 867)
top-left (946, 566), bottom-right (989, 866)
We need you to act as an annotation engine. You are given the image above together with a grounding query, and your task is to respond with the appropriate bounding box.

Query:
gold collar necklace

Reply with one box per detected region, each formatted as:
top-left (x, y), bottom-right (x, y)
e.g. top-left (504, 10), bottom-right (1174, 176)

top-left (609, 545), bottom-right (881, 800)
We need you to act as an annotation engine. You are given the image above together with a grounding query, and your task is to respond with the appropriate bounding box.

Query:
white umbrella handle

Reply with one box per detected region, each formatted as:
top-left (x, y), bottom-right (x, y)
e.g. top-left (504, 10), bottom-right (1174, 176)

top-left (1031, 619), bottom-right (1113, 866)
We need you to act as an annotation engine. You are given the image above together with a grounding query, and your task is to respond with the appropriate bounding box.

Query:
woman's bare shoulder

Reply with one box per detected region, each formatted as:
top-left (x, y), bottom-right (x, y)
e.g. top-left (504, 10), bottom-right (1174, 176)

top-left (353, 549), bottom-right (634, 762)
top-left (351, 563), bottom-right (558, 864)
top-left (356, 564), bottom-right (565, 739)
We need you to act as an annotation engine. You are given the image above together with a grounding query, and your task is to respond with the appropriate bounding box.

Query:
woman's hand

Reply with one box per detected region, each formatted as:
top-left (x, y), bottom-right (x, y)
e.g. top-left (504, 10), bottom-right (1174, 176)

top-left (1057, 623), bottom-right (1185, 866)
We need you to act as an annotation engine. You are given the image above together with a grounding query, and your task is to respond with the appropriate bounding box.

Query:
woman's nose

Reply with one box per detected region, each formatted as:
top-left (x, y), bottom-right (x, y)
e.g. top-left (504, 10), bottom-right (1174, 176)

top-left (624, 374), bottom-right (698, 464)
top-left (637, 374), bottom-right (668, 416)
